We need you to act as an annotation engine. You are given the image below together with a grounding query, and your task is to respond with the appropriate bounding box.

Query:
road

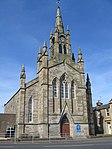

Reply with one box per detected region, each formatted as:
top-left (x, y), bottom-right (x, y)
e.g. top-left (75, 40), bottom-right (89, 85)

top-left (0, 137), bottom-right (112, 149)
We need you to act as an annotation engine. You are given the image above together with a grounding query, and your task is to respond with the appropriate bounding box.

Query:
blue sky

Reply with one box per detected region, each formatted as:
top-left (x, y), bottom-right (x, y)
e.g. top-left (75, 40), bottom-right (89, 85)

top-left (0, 0), bottom-right (112, 112)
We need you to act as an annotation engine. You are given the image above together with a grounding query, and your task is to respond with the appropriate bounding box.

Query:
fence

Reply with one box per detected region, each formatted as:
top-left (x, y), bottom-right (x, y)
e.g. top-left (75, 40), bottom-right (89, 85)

top-left (0, 132), bottom-right (74, 143)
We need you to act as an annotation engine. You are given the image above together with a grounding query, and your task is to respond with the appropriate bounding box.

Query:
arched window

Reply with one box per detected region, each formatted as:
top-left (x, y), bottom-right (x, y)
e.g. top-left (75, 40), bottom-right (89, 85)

top-left (53, 79), bottom-right (57, 97)
top-left (61, 81), bottom-right (64, 98)
top-left (60, 74), bottom-right (69, 99)
top-left (64, 45), bottom-right (66, 54)
top-left (59, 44), bottom-right (62, 53)
top-left (71, 81), bottom-right (75, 98)
top-left (28, 97), bottom-right (33, 122)
top-left (65, 83), bottom-right (68, 98)
top-left (52, 37), bottom-right (55, 45)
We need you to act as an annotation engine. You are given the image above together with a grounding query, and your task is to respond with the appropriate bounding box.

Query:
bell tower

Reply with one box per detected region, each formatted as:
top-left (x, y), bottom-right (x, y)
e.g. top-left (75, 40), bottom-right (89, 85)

top-left (49, 6), bottom-right (72, 61)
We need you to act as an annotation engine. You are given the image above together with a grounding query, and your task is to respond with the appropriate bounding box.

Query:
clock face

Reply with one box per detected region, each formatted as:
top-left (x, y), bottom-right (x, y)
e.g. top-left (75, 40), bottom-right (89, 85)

top-left (60, 36), bottom-right (65, 42)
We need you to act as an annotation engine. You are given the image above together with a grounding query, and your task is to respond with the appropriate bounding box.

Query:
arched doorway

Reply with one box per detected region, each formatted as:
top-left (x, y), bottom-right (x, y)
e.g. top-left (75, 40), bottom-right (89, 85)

top-left (60, 114), bottom-right (70, 137)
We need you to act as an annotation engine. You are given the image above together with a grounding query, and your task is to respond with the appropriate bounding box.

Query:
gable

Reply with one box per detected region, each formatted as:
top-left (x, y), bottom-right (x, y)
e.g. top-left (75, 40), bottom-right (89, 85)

top-left (49, 61), bottom-right (83, 87)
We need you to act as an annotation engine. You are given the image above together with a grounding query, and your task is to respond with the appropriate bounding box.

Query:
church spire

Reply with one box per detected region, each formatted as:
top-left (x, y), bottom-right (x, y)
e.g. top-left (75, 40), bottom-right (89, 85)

top-left (86, 73), bottom-right (91, 92)
top-left (49, 2), bottom-right (73, 60)
top-left (87, 73), bottom-right (90, 82)
top-left (55, 6), bottom-right (64, 34)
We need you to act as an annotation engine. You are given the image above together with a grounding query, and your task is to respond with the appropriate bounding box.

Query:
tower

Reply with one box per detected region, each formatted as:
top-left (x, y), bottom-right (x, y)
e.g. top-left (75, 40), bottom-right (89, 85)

top-left (49, 6), bottom-right (72, 61)
top-left (36, 5), bottom-right (90, 138)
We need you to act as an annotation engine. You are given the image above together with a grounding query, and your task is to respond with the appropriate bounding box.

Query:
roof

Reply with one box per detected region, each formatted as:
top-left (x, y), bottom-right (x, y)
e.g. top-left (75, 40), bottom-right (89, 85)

top-left (93, 104), bottom-right (109, 111)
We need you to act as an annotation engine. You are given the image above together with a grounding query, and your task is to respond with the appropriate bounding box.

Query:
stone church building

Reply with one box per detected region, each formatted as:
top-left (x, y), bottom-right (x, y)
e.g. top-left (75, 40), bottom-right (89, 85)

top-left (4, 6), bottom-right (94, 138)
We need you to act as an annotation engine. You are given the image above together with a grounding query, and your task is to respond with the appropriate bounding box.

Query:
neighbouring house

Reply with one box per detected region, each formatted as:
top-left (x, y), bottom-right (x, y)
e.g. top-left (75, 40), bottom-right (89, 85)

top-left (93, 99), bottom-right (112, 135)
top-left (0, 114), bottom-right (16, 138)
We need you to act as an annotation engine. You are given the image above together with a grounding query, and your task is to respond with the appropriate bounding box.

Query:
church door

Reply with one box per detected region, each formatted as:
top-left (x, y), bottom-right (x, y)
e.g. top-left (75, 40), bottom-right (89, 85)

top-left (60, 115), bottom-right (70, 137)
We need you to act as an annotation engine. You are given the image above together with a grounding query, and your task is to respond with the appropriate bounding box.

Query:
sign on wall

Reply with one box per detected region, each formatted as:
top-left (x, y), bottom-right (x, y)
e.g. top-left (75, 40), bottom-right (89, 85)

top-left (76, 124), bottom-right (81, 133)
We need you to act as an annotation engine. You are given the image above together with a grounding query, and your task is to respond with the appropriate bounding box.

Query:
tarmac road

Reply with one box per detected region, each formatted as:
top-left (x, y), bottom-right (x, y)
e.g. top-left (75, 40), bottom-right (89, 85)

top-left (0, 137), bottom-right (112, 149)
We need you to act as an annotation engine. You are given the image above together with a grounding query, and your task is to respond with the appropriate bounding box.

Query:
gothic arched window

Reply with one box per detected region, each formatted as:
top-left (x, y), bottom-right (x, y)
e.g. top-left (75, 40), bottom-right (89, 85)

top-left (60, 74), bottom-right (69, 99)
top-left (28, 97), bottom-right (33, 122)
top-left (64, 45), bottom-right (66, 54)
top-left (59, 44), bottom-right (62, 53)
top-left (65, 82), bottom-right (68, 98)
top-left (71, 81), bottom-right (75, 98)
top-left (52, 37), bottom-right (55, 45)
top-left (53, 79), bottom-right (57, 97)
top-left (61, 81), bottom-right (64, 98)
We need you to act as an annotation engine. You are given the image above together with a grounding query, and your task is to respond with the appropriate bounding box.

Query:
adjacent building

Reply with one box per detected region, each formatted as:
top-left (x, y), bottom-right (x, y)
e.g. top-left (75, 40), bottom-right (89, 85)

top-left (0, 114), bottom-right (16, 138)
top-left (93, 100), bottom-right (112, 135)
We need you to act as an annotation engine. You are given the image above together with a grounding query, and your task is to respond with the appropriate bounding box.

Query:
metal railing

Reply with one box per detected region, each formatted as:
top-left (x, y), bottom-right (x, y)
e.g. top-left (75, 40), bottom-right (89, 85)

top-left (0, 132), bottom-right (75, 143)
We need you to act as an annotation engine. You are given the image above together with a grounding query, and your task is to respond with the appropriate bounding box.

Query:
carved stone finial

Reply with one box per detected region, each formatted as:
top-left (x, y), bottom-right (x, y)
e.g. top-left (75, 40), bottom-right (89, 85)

top-left (20, 64), bottom-right (26, 79)
top-left (78, 47), bottom-right (84, 63)
top-left (43, 40), bottom-right (47, 48)
top-left (66, 25), bottom-right (70, 35)
top-left (43, 40), bottom-right (47, 53)
top-left (67, 25), bottom-right (69, 31)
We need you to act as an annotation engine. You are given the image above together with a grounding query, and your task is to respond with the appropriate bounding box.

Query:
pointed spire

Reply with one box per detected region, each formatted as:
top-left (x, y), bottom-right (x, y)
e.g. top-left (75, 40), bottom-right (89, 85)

top-left (50, 30), bottom-right (53, 38)
top-left (78, 47), bottom-right (84, 63)
top-left (43, 40), bottom-right (47, 47)
top-left (87, 73), bottom-right (90, 81)
top-left (66, 25), bottom-right (70, 36)
top-left (43, 40), bottom-right (47, 53)
top-left (87, 73), bottom-right (91, 86)
top-left (78, 47), bottom-right (81, 54)
top-left (20, 64), bottom-right (26, 79)
top-left (38, 48), bottom-right (42, 60)
top-left (22, 64), bottom-right (25, 72)
top-left (55, 6), bottom-right (64, 34)
top-left (57, 6), bottom-right (61, 17)
top-left (66, 25), bottom-right (70, 33)
top-left (86, 73), bottom-right (91, 92)
top-left (67, 25), bottom-right (69, 31)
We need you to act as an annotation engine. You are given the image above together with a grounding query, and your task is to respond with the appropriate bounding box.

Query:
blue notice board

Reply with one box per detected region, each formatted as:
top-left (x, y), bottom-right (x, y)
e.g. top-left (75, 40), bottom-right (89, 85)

top-left (76, 124), bottom-right (81, 132)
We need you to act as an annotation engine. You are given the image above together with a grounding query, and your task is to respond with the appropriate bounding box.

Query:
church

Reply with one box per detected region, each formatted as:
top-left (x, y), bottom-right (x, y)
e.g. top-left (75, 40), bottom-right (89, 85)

top-left (4, 6), bottom-right (95, 139)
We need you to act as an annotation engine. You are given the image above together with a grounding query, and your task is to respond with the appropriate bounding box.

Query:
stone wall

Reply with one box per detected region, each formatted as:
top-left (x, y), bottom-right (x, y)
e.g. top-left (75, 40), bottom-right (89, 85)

top-left (0, 114), bottom-right (16, 137)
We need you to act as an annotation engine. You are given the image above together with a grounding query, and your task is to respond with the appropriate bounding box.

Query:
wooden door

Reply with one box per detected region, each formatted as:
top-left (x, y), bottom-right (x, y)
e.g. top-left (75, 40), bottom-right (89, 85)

top-left (61, 115), bottom-right (70, 137)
